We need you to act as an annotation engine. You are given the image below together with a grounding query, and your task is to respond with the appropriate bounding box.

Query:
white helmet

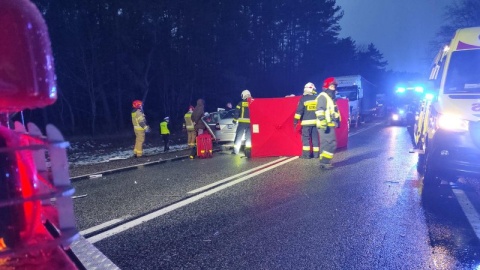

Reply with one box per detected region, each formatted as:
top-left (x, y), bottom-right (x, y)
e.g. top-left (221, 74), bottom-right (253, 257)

top-left (304, 82), bottom-right (316, 94)
top-left (241, 89), bottom-right (251, 99)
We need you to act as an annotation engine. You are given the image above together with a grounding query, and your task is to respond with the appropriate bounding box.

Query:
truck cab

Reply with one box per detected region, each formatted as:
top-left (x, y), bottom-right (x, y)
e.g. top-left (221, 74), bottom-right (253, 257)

top-left (416, 27), bottom-right (480, 187)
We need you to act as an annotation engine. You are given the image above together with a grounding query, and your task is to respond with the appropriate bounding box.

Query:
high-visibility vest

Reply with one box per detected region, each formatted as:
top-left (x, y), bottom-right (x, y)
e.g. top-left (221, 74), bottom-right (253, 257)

top-left (160, 121), bottom-right (170, 135)
top-left (184, 111), bottom-right (194, 131)
top-left (315, 92), bottom-right (340, 126)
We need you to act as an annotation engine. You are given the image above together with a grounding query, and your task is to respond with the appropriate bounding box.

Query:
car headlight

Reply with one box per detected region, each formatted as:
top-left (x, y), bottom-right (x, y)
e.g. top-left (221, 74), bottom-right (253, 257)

top-left (437, 114), bottom-right (469, 132)
top-left (392, 114), bottom-right (399, 121)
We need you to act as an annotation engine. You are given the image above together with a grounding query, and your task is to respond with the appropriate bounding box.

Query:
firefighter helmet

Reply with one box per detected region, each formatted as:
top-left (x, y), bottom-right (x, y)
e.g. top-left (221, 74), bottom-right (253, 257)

top-left (304, 82), bottom-right (316, 94)
top-left (323, 77), bottom-right (337, 89)
top-left (188, 105), bottom-right (194, 111)
top-left (241, 90), bottom-right (251, 99)
top-left (132, 100), bottom-right (143, 109)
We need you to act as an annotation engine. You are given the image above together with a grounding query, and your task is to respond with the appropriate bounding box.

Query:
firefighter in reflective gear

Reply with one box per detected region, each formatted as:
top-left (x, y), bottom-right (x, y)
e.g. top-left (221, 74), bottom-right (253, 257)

top-left (183, 106), bottom-right (195, 148)
top-left (131, 100), bottom-right (150, 157)
top-left (160, 116), bottom-right (170, 152)
top-left (294, 82), bottom-right (320, 159)
top-left (315, 77), bottom-right (340, 169)
top-left (232, 90), bottom-right (252, 157)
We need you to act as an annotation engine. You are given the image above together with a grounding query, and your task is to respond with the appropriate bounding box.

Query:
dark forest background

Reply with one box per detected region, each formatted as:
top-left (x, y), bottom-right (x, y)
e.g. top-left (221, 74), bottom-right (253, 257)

top-left (16, 0), bottom-right (479, 136)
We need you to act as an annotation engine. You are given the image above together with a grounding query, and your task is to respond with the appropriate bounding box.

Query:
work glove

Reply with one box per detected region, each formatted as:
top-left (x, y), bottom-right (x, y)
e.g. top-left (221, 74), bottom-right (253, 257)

top-left (316, 119), bottom-right (327, 130)
top-left (145, 126), bottom-right (151, 133)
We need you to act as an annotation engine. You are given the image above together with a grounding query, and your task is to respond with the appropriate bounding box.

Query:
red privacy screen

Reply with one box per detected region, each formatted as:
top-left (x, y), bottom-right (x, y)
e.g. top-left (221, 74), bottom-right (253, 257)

top-left (249, 96), bottom-right (349, 158)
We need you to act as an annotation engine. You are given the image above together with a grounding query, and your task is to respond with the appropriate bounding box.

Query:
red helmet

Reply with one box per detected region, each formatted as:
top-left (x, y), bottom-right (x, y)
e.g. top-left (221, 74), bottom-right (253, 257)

top-left (188, 105), bottom-right (194, 111)
top-left (132, 100), bottom-right (143, 109)
top-left (323, 77), bottom-right (337, 89)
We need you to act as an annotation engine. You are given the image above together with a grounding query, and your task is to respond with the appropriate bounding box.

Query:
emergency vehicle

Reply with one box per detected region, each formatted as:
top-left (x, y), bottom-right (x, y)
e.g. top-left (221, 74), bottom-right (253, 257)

top-left (0, 0), bottom-right (117, 268)
top-left (415, 27), bottom-right (480, 187)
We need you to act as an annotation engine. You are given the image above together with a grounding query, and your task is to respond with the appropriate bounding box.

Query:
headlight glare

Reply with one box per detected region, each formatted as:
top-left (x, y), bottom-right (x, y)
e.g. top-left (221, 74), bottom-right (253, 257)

top-left (437, 114), bottom-right (469, 131)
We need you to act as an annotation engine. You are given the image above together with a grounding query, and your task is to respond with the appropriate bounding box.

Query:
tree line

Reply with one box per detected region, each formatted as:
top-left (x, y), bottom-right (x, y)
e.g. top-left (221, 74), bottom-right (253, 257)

top-left (24, 0), bottom-right (392, 136)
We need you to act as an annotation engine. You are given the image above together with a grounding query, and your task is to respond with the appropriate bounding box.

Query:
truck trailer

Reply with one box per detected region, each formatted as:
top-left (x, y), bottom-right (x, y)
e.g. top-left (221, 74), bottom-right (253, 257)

top-left (334, 75), bottom-right (377, 128)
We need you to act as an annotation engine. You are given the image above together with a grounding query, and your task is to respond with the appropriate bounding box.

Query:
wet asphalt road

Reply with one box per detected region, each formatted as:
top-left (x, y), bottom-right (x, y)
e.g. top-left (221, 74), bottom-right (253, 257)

top-left (72, 122), bottom-right (480, 269)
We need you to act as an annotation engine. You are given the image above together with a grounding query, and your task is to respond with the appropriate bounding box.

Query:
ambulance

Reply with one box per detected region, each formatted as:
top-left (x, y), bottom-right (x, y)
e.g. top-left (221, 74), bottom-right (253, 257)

top-left (415, 27), bottom-right (480, 187)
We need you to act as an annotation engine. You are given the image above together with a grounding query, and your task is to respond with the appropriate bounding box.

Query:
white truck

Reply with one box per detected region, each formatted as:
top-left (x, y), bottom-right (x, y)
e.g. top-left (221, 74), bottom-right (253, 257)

top-left (334, 75), bottom-right (377, 128)
top-left (415, 27), bottom-right (480, 188)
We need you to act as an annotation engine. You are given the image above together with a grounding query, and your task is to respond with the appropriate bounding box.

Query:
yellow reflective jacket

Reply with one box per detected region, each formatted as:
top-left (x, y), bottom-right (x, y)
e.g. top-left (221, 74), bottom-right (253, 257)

top-left (315, 92), bottom-right (340, 127)
top-left (132, 109), bottom-right (148, 131)
top-left (160, 121), bottom-right (170, 135)
top-left (184, 111), bottom-right (194, 131)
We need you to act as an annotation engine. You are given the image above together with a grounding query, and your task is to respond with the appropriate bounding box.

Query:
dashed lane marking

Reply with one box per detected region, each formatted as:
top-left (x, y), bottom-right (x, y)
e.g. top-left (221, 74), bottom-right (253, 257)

top-left (86, 156), bottom-right (298, 244)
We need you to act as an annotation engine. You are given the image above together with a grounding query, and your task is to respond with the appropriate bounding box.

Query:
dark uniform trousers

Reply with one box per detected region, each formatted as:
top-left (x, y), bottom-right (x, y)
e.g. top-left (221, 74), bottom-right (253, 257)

top-left (301, 126), bottom-right (319, 158)
top-left (319, 126), bottom-right (336, 164)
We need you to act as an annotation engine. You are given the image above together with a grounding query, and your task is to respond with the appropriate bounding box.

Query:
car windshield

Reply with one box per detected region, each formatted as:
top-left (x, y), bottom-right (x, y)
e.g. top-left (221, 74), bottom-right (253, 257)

top-left (203, 112), bottom-right (219, 125)
top-left (336, 86), bottom-right (358, 101)
top-left (444, 49), bottom-right (480, 94)
top-left (219, 109), bottom-right (235, 119)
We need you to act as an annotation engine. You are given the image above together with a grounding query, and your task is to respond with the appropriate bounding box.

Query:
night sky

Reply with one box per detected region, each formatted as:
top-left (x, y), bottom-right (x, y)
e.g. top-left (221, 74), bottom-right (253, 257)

top-left (336, 0), bottom-right (451, 74)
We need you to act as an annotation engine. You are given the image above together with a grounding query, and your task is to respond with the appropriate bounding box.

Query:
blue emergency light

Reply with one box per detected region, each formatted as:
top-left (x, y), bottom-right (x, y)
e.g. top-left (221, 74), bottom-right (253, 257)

top-left (414, 86), bottom-right (424, 93)
top-left (396, 87), bottom-right (406, 93)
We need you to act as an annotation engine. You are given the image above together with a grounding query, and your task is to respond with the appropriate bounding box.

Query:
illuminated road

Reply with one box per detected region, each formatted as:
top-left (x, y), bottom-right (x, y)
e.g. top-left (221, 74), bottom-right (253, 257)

top-left (72, 122), bottom-right (480, 269)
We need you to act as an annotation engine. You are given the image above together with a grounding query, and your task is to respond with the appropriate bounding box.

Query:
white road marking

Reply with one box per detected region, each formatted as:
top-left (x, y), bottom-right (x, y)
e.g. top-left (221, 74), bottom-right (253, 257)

top-left (83, 122), bottom-right (380, 243)
top-left (86, 156), bottom-right (298, 244)
top-left (348, 122), bottom-right (383, 137)
top-left (451, 186), bottom-right (480, 239)
top-left (188, 157), bottom-right (289, 194)
top-left (80, 217), bottom-right (129, 235)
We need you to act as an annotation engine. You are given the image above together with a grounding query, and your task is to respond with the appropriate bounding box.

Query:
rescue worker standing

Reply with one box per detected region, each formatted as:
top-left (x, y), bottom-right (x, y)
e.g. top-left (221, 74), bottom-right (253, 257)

top-left (160, 116), bottom-right (170, 152)
top-left (232, 90), bottom-right (252, 156)
top-left (131, 100), bottom-right (150, 158)
top-left (294, 82), bottom-right (320, 159)
top-left (315, 78), bottom-right (341, 169)
top-left (183, 106), bottom-right (195, 148)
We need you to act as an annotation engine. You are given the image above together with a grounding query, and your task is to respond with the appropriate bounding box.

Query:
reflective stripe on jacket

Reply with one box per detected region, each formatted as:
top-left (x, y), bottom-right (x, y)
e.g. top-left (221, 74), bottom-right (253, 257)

top-left (184, 112), bottom-right (194, 131)
top-left (132, 109), bottom-right (147, 131)
top-left (233, 100), bottom-right (250, 123)
top-left (315, 92), bottom-right (340, 126)
top-left (294, 94), bottom-right (317, 126)
top-left (160, 121), bottom-right (170, 135)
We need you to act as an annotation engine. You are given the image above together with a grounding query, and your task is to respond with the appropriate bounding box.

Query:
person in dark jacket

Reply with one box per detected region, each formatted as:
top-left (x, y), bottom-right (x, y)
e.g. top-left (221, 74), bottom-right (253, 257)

top-left (294, 82), bottom-right (319, 159)
top-left (189, 99), bottom-right (206, 158)
top-left (232, 90), bottom-right (252, 157)
top-left (191, 99), bottom-right (206, 134)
